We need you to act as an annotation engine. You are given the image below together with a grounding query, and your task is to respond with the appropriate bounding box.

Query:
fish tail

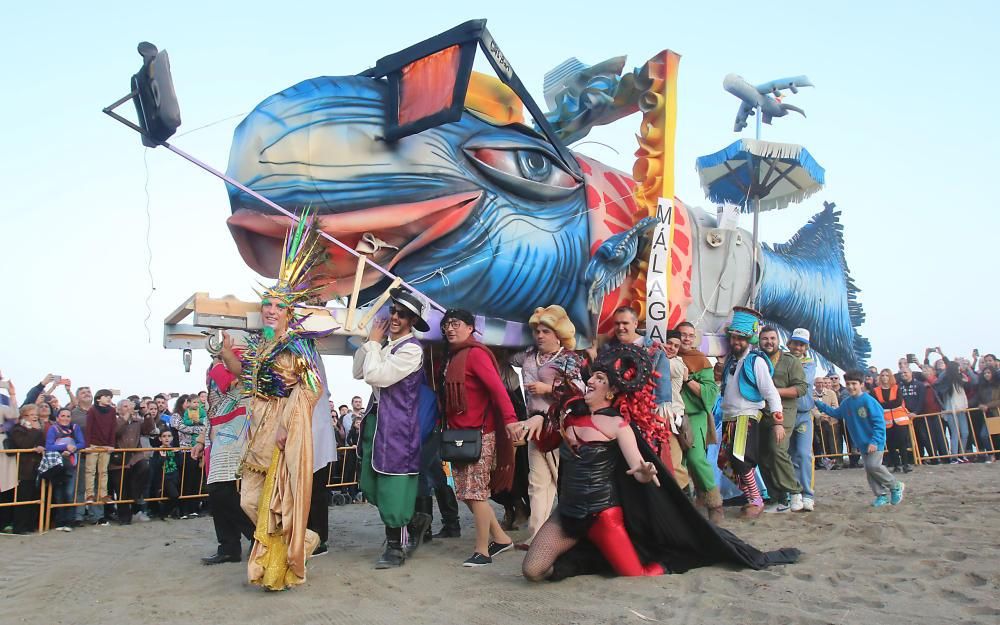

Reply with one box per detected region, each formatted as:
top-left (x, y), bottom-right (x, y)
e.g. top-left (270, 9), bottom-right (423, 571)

top-left (757, 201), bottom-right (869, 370)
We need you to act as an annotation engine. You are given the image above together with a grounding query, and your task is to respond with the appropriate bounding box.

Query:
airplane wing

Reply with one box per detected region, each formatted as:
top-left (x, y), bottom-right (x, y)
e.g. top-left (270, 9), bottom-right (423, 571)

top-left (755, 75), bottom-right (813, 97)
top-left (733, 102), bottom-right (755, 132)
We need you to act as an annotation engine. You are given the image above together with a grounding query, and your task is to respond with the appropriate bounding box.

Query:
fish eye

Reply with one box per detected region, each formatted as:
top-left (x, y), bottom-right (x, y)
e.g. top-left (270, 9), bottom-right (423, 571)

top-left (517, 150), bottom-right (552, 182)
top-left (465, 145), bottom-right (580, 201)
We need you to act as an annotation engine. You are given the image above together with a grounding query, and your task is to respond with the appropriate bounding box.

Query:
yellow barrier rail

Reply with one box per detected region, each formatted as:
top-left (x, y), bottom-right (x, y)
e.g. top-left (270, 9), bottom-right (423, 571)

top-left (0, 448), bottom-right (48, 534)
top-left (325, 445), bottom-right (361, 490)
top-left (42, 446), bottom-right (207, 532)
top-left (812, 407), bottom-right (998, 465)
top-left (1, 443), bottom-right (366, 534)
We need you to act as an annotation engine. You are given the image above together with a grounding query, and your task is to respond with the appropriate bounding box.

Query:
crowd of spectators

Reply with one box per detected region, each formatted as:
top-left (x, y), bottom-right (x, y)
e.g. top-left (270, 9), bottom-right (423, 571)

top-left (1, 342), bottom-right (997, 535)
top-left (0, 372), bottom-right (366, 535)
top-left (809, 348), bottom-right (999, 472)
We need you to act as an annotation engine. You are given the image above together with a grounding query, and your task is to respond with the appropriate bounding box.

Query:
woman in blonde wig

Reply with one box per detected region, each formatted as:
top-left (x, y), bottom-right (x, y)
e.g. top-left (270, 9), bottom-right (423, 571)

top-left (508, 305), bottom-right (584, 549)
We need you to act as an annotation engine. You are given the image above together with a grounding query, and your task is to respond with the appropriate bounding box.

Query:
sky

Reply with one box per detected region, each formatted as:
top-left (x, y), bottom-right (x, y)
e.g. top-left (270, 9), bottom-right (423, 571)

top-left (1, 1), bottom-right (997, 401)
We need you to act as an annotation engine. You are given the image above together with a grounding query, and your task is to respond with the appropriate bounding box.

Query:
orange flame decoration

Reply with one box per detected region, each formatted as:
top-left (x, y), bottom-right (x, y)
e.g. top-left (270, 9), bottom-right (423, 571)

top-left (628, 51), bottom-right (681, 323)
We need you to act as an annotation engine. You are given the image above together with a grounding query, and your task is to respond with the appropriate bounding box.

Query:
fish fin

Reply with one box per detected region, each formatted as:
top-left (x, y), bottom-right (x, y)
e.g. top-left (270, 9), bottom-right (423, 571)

top-left (757, 201), bottom-right (869, 370)
top-left (543, 58), bottom-right (588, 109)
top-left (585, 217), bottom-right (657, 314)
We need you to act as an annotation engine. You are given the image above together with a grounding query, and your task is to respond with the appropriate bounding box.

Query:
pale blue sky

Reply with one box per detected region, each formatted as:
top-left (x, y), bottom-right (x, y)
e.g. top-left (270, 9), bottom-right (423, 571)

top-left (1, 1), bottom-right (997, 398)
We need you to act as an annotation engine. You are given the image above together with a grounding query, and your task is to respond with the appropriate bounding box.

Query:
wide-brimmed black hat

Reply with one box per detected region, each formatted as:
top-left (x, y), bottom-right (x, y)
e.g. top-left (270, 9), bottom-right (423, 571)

top-left (389, 287), bottom-right (429, 332)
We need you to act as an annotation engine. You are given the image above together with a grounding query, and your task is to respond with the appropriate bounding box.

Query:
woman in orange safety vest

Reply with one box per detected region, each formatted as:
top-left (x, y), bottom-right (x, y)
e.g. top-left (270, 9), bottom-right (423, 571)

top-left (871, 369), bottom-right (912, 473)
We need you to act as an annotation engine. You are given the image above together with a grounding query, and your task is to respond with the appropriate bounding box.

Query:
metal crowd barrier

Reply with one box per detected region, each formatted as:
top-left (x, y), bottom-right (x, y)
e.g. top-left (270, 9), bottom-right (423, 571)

top-left (325, 445), bottom-right (362, 489)
top-left (811, 406), bottom-right (999, 465)
top-left (2, 442), bottom-right (364, 535)
top-left (0, 449), bottom-right (48, 534)
top-left (43, 446), bottom-right (208, 532)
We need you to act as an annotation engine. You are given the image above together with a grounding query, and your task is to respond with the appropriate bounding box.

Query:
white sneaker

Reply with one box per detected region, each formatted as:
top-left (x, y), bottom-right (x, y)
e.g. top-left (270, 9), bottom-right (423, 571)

top-left (135, 512), bottom-right (151, 523)
top-left (801, 497), bottom-right (815, 512)
top-left (790, 493), bottom-right (804, 512)
top-left (56, 526), bottom-right (73, 532)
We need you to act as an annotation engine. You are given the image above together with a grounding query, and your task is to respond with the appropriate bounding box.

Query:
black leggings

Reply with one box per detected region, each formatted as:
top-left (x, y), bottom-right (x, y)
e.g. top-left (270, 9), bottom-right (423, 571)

top-left (885, 426), bottom-right (910, 468)
top-left (13, 479), bottom-right (40, 533)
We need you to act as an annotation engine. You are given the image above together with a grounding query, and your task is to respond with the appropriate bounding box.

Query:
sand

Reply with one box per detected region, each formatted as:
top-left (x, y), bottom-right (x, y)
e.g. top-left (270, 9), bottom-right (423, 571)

top-left (1, 464), bottom-right (998, 625)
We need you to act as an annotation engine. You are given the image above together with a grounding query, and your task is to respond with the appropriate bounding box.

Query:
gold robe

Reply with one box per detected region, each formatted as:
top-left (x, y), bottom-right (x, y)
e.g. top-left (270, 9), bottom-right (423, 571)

top-left (242, 350), bottom-right (320, 591)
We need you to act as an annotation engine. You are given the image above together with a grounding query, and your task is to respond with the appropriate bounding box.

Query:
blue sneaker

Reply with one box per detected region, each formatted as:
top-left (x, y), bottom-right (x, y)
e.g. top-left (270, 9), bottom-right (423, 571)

top-left (872, 494), bottom-right (890, 507)
top-left (890, 482), bottom-right (905, 505)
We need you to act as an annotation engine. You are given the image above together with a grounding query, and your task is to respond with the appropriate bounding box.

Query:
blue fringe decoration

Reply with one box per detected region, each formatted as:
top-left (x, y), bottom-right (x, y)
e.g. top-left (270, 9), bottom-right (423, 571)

top-left (757, 201), bottom-right (869, 371)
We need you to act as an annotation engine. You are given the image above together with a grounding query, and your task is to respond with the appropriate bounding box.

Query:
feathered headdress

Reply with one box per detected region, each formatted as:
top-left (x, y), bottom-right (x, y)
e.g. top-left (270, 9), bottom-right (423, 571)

top-left (256, 208), bottom-right (328, 317)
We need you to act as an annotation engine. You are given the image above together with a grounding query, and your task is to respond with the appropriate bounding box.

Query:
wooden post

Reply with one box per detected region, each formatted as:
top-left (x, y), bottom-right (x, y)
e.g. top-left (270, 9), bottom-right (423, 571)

top-left (344, 254), bottom-right (367, 332)
top-left (354, 277), bottom-right (403, 332)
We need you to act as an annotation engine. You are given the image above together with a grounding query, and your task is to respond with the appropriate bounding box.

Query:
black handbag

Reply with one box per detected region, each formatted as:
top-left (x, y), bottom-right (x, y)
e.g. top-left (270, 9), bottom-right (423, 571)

top-left (439, 428), bottom-right (482, 464)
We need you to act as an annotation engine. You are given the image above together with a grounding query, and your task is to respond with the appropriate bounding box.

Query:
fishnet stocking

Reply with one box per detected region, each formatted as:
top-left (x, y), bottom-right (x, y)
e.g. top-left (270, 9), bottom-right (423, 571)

top-left (521, 516), bottom-right (579, 581)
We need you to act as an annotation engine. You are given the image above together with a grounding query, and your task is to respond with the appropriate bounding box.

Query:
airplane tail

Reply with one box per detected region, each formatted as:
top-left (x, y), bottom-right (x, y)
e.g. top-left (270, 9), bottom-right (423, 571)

top-left (757, 202), bottom-right (869, 371)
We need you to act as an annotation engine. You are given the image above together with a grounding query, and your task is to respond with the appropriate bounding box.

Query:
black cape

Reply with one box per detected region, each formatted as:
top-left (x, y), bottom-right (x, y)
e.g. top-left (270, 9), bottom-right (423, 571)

top-left (550, 424), bottom-right (800, 580)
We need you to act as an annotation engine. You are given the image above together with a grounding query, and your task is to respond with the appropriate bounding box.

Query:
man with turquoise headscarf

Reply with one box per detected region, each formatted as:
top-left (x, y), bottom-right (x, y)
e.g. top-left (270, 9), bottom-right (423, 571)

top-left (716, 307), bottom-right (784, 519)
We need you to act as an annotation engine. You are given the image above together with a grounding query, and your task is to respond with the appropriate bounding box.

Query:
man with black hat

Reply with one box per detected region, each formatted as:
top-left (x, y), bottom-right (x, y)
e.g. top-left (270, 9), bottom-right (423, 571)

top-left (352, 287), bottom-right (432, 569)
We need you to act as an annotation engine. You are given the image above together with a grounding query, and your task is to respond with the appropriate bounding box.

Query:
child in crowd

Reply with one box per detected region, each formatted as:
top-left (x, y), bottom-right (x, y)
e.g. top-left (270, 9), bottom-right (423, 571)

top-left (84, 389), bottom-right (118, 505)
top-left (150, 430), bottom-right (182, 519)
top-left (814, 370), bottom-right (905, 507)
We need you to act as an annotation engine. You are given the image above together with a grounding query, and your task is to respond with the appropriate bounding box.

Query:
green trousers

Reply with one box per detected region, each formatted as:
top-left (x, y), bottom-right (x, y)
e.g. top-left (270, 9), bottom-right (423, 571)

top-left (359, 414), bottom-right (418, 528)
top-left (684, 410), bottom-right (718, 496)
top-left (757, 414), bottom-right (802, 502)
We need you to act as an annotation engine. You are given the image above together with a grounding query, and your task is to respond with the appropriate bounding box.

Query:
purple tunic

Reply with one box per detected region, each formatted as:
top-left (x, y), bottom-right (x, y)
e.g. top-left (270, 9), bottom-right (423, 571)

top-left (368, 337), bottom-right (424, 475)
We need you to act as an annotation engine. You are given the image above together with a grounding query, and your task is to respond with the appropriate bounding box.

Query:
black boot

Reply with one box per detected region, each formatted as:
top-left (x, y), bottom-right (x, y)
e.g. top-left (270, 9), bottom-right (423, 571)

top-left (433, 486), bottom-right (461, 538)
top-left (406, 497), bottom-right (432, 557)
top-left (376, 541), bottom-right (406, 569)
top-left (376, 526), bottom-right (406, 569)
top-left (409, 496), bottom-right (434, 544)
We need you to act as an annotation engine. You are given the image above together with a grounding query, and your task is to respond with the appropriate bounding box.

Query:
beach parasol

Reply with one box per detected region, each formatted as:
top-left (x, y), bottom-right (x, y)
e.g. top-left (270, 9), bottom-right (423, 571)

top-left (695, 138), bottom-right (825, 295)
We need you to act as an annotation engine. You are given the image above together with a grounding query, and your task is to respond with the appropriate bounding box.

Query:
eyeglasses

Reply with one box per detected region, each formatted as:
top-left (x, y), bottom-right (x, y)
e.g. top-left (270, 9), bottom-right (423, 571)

top-left (443, 319), bottom-right (465, 330)
top-left (389, 306), bottom-right (411, 317)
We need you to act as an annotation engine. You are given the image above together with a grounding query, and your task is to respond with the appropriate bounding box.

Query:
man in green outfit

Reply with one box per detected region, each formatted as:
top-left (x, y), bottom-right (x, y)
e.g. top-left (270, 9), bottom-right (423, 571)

top-left (757, 327), bottom-right (806, 513)
top-left (352, 288), bottom-right (433, 568)
top-left (675, 322), bottom-right (724, 523)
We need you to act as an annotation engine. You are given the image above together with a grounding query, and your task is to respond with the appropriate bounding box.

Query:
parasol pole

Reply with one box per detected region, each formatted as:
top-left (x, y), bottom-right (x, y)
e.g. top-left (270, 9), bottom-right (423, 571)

top-left (749, 104), bottom-right (763, 301)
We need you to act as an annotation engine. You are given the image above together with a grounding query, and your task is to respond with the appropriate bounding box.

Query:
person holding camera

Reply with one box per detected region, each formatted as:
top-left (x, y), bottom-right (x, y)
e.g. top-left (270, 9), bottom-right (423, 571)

top-left (0, 377), bottom-right (19, 532)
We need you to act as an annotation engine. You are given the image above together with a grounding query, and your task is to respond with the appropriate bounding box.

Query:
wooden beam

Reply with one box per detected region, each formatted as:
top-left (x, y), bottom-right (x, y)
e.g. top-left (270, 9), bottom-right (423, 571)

top-left (164, 292), bottom-right (199, 325)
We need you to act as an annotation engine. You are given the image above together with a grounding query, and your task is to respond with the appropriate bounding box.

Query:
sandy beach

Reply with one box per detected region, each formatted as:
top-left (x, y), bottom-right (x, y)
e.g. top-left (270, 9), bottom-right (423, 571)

top-left (1, 464), bottom-right (998, 625)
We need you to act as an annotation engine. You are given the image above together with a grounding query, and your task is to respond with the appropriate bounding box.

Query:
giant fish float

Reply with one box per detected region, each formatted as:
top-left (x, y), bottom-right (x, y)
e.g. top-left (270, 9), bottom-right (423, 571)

top-left (223, 29), bottom-right (869, 371)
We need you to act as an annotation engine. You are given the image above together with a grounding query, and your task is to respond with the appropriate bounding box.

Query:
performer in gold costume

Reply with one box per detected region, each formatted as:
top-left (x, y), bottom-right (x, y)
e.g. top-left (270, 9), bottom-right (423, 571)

top-left (237, 215), bottom-right (329, 591)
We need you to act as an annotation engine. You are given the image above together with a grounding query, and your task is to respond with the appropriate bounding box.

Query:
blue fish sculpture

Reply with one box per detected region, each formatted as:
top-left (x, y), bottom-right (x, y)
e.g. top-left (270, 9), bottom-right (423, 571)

top-left (224, 73), bottom-right (869, 370)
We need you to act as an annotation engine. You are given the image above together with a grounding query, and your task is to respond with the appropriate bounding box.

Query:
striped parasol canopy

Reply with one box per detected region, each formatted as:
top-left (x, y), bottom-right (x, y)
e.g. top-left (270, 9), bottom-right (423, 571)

top-left (695, 138), bottom-right (825, 212)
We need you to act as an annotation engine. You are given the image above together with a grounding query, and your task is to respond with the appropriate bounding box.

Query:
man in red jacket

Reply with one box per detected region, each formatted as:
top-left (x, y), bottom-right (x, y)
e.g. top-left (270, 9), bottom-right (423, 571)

top-left (440, 309), bottom-right (522, 567)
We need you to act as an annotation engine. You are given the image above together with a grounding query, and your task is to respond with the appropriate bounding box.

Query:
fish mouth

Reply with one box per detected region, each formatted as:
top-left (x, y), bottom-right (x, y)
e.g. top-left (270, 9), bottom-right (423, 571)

top-left (227, 191), bottom-right (482, 291)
